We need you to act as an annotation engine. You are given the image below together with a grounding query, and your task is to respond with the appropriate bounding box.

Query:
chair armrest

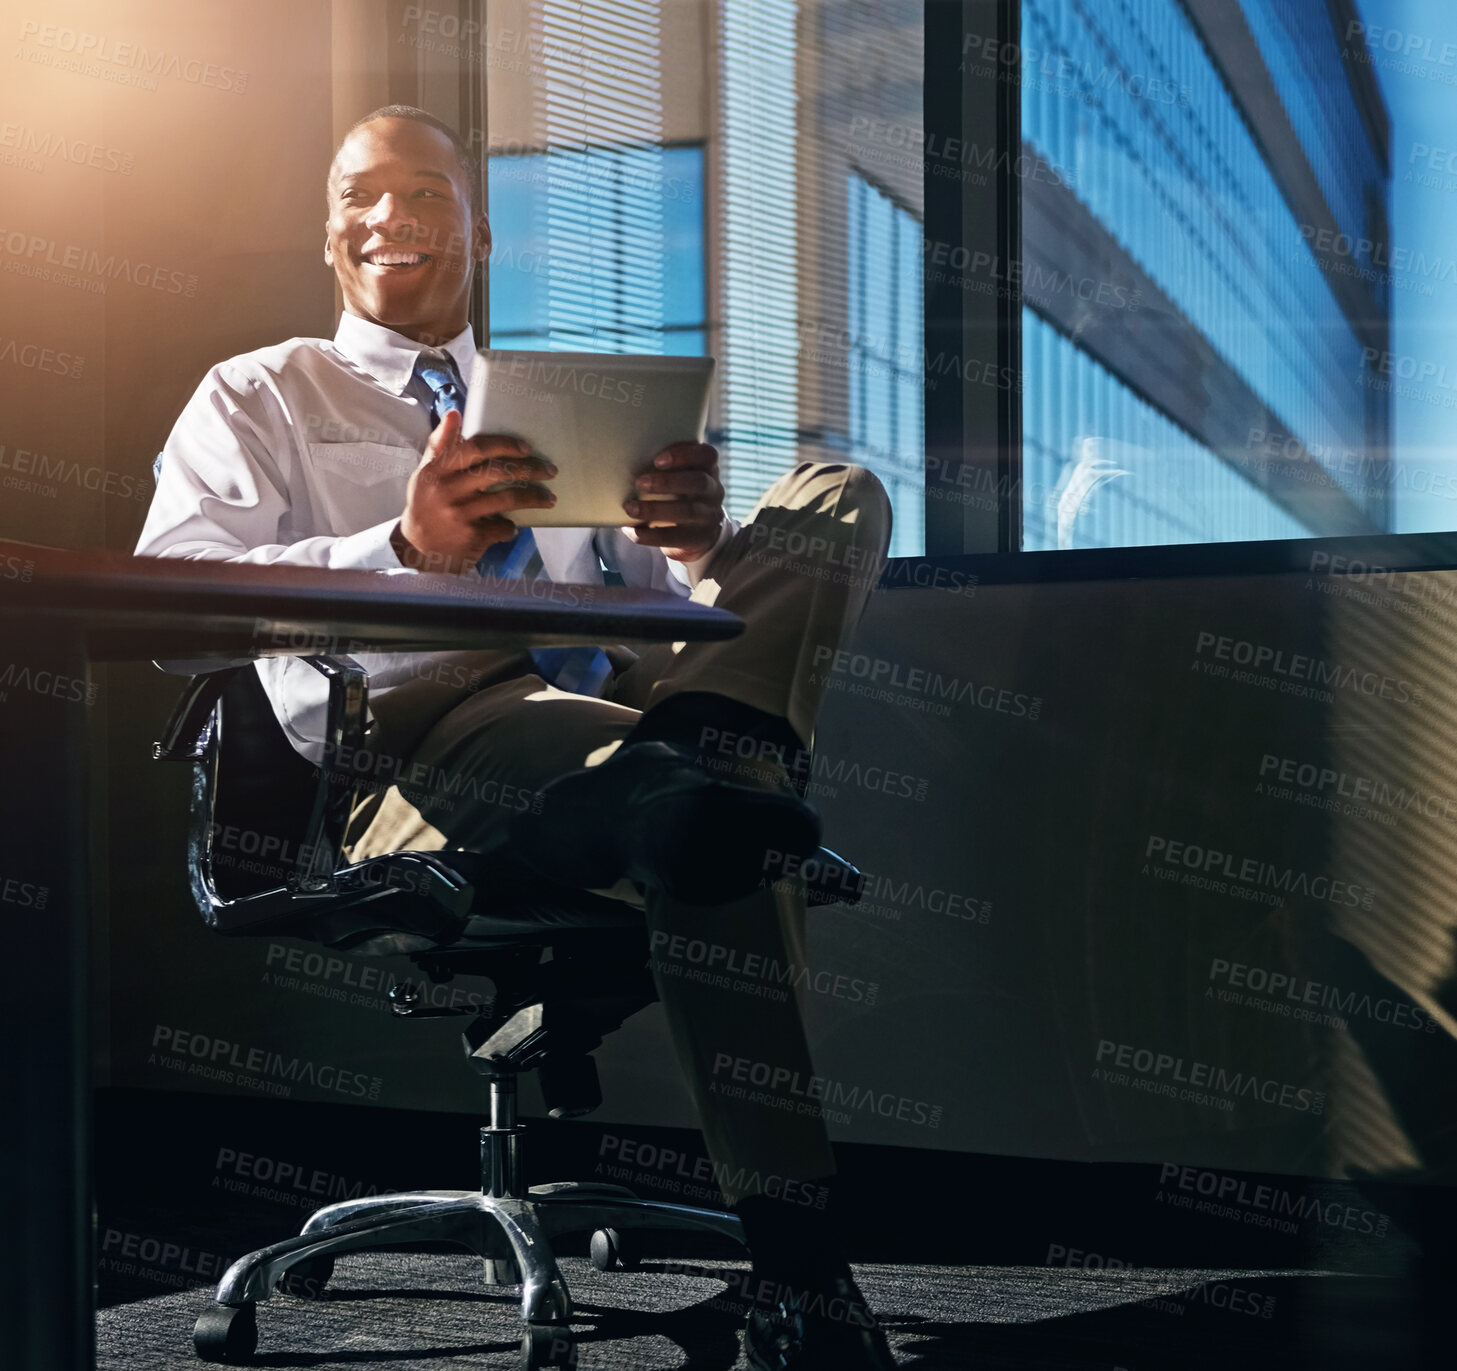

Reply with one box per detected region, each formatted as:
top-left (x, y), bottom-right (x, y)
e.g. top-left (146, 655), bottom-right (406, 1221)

top-left (151, 667), bottom-right (245, 761)
top-left (154, 656), bottom-right (371, 899)
top-left (293, 655), bottom-right (370, 893)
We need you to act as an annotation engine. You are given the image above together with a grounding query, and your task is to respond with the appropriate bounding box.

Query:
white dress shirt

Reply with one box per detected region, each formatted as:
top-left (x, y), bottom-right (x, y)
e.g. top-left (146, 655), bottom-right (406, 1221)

top-left (136, 312), bottom-right (735, 763)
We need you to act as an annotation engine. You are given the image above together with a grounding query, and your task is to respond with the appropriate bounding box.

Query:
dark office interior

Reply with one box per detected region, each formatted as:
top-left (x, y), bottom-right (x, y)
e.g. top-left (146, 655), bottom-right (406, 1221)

top-left (3, 1), bottom-right (1456, 1368)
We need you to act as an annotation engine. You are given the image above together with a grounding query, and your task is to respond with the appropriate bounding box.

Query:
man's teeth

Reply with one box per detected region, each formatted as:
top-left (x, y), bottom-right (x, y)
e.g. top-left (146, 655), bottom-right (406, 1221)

top-left (365, 251), bottom-right (427, 266)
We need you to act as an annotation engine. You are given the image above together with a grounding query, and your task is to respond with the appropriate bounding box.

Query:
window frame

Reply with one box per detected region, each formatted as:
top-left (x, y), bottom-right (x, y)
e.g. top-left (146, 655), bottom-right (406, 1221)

top-left (902, 0), bottom-right (1450, 585)
top-left (922, 0), bottom-right (1022, 559)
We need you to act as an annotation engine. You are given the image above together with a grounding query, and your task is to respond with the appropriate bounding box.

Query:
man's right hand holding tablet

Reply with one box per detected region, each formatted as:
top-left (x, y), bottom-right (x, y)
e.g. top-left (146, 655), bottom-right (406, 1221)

top-left (390, 408), bottom-right (559, 574)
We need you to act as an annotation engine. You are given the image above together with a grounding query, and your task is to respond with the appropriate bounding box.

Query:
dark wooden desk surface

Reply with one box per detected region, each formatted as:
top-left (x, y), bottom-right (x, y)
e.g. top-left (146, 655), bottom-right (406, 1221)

top-left (0, 539), bottom-right (742, 661)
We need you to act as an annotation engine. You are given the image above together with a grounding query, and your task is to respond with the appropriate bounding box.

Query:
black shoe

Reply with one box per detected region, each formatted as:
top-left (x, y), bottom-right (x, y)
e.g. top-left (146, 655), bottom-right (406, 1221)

top-left (510, 739), bottom-right (821, 906)
top-left (743, 1269), bottom-right (898, 1370)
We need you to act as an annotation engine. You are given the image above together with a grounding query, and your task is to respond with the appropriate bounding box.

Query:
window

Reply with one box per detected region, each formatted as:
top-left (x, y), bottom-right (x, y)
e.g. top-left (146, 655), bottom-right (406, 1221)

top-left (846, 173), bottom-right (926, 558)
top-left (487, 145), bottom-right (707, 356)
top-left (1014, 0), bottom-right (1393, 550)
top-left (483, 0), bottom-right (928, 540)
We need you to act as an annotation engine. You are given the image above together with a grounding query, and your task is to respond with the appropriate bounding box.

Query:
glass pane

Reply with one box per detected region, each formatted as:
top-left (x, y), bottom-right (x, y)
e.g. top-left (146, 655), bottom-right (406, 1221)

top-left (1018, 0), bottom-right (1400, 549)
top-left (487, 145), bottom-right (704, 354)
top-left (484, 0), bottom-right (927, 546)
top-left (845, 174), bottom-right (926, 557)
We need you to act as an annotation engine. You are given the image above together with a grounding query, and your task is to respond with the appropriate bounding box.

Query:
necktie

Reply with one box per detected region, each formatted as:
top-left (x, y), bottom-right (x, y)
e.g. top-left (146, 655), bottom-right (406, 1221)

top-left (411, 350), bottom-right (614, 698)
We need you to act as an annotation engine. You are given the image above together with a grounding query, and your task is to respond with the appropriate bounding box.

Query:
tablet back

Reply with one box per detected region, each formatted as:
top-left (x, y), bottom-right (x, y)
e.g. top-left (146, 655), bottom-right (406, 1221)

top-left (461, 350), bottom-right (716, 527)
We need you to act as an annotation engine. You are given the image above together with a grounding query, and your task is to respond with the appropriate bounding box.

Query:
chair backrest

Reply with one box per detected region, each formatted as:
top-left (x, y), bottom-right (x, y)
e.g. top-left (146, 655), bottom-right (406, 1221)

top-left (205, 666), bottom-right (323, 901)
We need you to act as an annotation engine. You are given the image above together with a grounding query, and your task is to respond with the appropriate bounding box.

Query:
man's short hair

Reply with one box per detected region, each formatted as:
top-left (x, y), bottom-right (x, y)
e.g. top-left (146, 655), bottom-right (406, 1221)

top-left (329, 105), bottom-right (482, 216)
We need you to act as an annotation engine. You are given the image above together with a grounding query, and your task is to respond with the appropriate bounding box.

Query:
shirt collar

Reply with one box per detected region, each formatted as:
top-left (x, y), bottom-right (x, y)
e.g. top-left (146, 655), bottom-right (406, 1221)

top-left (333, 311), bottom-right (477, 396)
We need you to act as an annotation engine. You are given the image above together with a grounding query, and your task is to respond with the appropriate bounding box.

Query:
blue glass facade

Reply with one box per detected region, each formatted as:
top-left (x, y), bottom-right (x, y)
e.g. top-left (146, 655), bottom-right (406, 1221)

top-left (1019, 0), bottom-right (1391, 549)
top-left (487, 146), bottom-right (707, 356)
top-left (1023, 311), bottom-right (1308, 547)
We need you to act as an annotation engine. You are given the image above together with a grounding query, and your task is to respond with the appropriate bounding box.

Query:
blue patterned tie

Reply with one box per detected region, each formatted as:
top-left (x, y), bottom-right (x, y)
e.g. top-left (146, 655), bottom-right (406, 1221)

top-left (412, 350), bottom-right (614, 698)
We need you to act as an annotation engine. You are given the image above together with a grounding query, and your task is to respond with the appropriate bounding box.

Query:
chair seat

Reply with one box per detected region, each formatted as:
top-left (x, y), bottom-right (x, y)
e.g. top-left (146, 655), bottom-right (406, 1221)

top-left (442, 850), bottom-right (646, 938)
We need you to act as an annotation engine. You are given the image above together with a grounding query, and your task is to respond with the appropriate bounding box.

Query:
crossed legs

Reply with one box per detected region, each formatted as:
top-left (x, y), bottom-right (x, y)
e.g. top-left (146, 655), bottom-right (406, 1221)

top-left (344, 461), bottom-right (892, 1202)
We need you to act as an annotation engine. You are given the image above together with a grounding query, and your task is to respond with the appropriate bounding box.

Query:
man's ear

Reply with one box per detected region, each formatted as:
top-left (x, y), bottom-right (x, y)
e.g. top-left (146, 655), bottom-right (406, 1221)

top-left (324, 226), bottom-right (333, 268)
top-left (473, 213), bottom-right (491, 263)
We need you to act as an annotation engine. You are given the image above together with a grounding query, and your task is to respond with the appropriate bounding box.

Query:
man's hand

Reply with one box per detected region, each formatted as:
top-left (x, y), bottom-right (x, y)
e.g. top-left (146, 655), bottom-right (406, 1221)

top-left (622, 441), bottom-right (725, 563)
top-left (393, 408), bottom-right (558, 574)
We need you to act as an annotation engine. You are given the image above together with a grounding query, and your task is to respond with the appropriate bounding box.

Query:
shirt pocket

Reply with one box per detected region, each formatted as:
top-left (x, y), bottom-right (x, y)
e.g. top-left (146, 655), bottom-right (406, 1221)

top-left (304, 442), bottom-right (418, 532)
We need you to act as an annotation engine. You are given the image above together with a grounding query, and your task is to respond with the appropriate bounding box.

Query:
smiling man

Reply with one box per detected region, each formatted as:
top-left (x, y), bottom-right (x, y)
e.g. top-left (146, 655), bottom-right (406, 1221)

top-left (138, 106), bottom-right (895, 1369)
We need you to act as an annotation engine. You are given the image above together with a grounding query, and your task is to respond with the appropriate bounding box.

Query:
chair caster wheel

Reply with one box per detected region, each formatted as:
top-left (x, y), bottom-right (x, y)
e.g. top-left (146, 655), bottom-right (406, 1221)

top-left (589, 1226), bottom-right (640, 1271)
top-left (276, 1254), bottom-right (334, 1298)
top-left (193, 1303), bottom-right (258, 1363)
top-left (520, 1323), bottom-right (577, 1368)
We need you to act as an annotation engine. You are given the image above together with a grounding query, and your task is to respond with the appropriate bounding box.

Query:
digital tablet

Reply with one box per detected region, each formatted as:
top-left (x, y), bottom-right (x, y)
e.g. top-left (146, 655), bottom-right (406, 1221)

top-left (460, 350), bottom-right (716, 528)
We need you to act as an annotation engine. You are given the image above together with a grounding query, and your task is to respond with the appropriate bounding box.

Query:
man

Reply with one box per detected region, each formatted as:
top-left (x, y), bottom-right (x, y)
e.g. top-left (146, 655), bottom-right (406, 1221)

top-left (138, 105), bottom-right (894, 1369)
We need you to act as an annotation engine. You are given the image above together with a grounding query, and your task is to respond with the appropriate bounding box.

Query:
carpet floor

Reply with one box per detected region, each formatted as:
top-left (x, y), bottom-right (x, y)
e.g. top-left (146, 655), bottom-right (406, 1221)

top-left (96, 1251), bottom-right (1427, 1369)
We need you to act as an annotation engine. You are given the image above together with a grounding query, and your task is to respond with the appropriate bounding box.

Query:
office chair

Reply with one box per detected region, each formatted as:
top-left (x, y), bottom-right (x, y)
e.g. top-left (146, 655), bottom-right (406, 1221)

top-left (150, 653), bottom-right (865, 1368)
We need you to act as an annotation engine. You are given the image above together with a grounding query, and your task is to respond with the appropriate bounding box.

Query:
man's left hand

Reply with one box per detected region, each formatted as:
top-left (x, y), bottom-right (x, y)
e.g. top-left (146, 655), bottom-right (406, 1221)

top-left (622, 441), bottom-right (725, 563)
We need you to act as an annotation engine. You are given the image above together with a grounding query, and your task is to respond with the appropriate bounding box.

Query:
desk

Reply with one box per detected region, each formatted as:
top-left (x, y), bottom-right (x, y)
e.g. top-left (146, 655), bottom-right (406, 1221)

top-left (0, 540), bottom-right (741, 1371)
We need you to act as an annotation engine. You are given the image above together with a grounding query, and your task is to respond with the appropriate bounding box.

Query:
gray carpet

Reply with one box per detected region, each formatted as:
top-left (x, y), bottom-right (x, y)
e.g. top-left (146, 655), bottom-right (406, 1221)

top-left (96, 1252), bottom-right (1331, 1369)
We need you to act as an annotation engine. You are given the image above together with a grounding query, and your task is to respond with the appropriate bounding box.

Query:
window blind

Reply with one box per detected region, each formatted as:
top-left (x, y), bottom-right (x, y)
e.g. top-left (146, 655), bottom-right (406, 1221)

top-left (716, 0), bottom-right (801, 518)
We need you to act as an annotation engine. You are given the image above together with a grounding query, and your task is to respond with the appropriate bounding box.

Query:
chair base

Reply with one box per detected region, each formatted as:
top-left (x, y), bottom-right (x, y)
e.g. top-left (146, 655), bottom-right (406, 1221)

top-left (193, 1179), bottom-right (747, 1364)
